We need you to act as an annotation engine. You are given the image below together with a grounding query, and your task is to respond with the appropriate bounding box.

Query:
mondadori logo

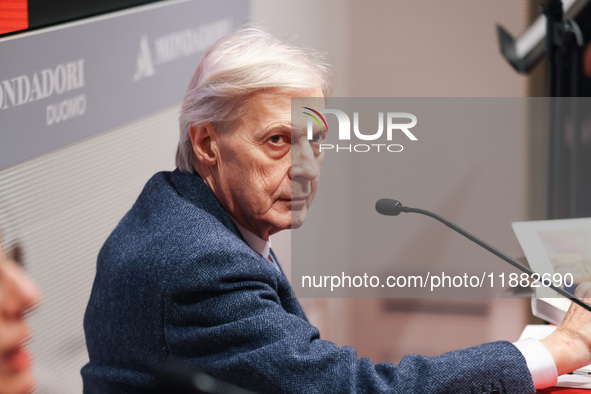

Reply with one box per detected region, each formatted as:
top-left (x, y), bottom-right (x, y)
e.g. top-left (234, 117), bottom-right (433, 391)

top-left (303, 107), bottom-right (417, 153)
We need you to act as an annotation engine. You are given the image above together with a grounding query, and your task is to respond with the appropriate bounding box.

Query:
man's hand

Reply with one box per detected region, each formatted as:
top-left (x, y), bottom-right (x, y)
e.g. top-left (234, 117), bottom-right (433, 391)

top-left (541, 282), bottom-right (591, 375)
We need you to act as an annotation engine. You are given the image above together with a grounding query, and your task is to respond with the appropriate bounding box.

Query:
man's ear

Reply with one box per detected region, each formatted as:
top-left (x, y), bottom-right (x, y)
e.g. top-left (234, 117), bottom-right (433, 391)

top-left (189, 123), bottom-right (218, 166)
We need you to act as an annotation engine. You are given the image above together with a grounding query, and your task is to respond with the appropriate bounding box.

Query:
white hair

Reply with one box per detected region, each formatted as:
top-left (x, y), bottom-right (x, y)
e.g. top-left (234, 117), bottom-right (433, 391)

top-left (176, 27), bottom-right (334, 172)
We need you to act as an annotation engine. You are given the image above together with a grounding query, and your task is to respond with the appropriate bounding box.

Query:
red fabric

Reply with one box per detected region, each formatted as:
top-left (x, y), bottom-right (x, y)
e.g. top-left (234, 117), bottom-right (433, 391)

top-left (584, 43), bottom-right (591, 78)
top-left (0, 0), bottom-right (28, 35)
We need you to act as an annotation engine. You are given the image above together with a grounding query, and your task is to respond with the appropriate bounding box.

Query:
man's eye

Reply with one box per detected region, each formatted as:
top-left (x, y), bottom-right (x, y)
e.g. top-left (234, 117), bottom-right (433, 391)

top-left (269, 135), bottom-right (287, 144)
top-left (310, 131), bottom-right (327, 144)
top-left (10, 244), bottom-right (24, 268)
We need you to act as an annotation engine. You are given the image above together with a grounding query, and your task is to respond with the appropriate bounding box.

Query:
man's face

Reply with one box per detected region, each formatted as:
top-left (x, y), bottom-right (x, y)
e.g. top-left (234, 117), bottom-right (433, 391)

top-left (0, 239), bottom-right (40, 394)
top-left (211, 88), bottom-right (325, 240)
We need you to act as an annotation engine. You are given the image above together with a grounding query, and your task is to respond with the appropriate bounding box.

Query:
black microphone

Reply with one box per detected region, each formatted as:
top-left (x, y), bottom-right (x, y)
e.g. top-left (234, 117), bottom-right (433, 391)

top-left (375, 198), bottom-right (591, 313)
top-left (375, 198), bottom-right (405, 216)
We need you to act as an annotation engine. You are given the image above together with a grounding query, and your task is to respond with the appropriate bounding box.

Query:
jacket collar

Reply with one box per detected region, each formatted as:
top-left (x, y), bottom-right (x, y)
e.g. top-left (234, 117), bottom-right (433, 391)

top-left (169, 169), bottom-right (243, 241)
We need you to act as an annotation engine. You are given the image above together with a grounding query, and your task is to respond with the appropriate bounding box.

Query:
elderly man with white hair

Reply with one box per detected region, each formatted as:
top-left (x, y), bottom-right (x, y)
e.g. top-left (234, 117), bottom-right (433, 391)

top-left (82, 27), bottom-right (591, 393)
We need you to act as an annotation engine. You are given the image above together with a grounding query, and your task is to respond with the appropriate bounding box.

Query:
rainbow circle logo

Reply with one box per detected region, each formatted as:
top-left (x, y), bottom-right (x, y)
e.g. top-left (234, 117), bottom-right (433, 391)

top-left (302, 107), bottom-right (328, 131)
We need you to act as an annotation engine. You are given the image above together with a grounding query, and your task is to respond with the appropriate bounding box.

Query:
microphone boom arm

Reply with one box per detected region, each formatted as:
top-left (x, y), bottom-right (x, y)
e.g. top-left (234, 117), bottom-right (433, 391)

top-left (381, 200), bottom-right (591, 313)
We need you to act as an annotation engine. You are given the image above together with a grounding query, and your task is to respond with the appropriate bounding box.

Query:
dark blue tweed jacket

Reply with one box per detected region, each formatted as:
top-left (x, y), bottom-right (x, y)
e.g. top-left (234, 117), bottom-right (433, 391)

top-left (81, 170), bottom-right (535, 393)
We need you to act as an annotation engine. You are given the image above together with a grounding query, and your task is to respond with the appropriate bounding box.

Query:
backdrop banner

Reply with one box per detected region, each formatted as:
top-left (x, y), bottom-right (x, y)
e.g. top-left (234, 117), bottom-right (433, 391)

top-left (0, 0), bottom-right (248, 170)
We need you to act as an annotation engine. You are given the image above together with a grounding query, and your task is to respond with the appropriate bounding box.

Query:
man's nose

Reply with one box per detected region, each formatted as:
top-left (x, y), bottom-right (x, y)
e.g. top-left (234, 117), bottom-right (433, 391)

top-left (2, 263), bottom-right (41, 318)
top-left (290, 140), bottom-right (319, 180)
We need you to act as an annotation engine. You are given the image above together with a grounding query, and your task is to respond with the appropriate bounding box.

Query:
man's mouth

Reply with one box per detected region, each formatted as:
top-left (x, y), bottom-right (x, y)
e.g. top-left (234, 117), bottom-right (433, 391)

top-left (289, 195), bottom-right (309, 201)
top-left (0, 337), bottom-right (31, 373)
